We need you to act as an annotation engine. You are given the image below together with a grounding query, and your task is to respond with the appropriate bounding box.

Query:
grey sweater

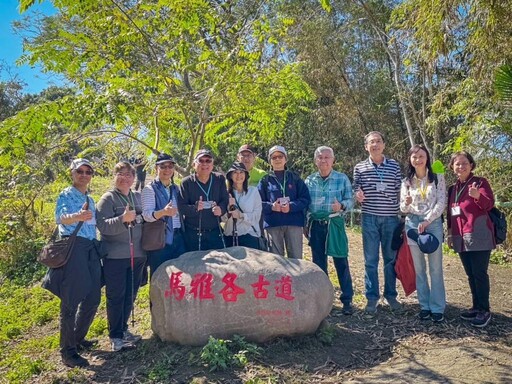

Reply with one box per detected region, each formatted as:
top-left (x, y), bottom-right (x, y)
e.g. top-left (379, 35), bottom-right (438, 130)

top-left (96, 189), bottom-right (146, 260)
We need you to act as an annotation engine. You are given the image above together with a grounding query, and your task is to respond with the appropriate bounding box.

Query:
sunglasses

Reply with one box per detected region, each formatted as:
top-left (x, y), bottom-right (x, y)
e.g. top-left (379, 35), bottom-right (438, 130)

top-left (271, 155), bottom-right (285, 160)
top-left (75, 169), bottom-right (93, 175)
top-left (116, 172), bottom-right (134, 178)
top-left (197, 158), bottom-right (213, 164)
top-left (158, 164), bottom-right (175, 169)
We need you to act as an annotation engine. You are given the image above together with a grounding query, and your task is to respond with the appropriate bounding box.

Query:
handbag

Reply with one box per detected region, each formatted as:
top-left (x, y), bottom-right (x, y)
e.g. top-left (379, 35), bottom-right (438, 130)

top-left (394, 232), bottom-right (416, 296)
top-left (38, 221), bottom-right (84, 269)
top-left (141, 219), bottom-right (166, 251)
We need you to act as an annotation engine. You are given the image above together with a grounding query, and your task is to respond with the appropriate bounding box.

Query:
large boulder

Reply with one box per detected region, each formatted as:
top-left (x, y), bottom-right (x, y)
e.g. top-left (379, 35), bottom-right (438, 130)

top-left (150, 246), bottom-right (334, 346)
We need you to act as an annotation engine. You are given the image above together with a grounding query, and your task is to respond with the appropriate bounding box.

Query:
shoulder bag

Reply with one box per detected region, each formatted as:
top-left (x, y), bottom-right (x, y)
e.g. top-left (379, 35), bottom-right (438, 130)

top-left (142, 219), bottom-right (166, 251)
top-left (38, 221), bottom-right (85, 269)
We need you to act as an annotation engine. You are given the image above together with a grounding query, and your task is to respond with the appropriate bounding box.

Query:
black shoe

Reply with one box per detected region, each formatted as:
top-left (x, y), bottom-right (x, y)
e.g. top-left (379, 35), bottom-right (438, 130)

top-left (77, 339), bottom-right (97, 352)
top-left (460, 308), bottom-right (479, 321)
top-left (418, 310), bottom-right (431, 320)
top-left (471, 311), bottom-right (491, 328)
top-left (62, 353), bottom-right (89, 368)
top-left (431, 313), bottom-right (444, 323)
top-left (342, 303), bottom-right (354, 315)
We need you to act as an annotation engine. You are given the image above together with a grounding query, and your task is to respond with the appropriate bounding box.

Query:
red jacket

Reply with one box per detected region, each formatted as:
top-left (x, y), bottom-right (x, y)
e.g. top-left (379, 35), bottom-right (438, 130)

top-left (447, 174), bottom-right (495, 252)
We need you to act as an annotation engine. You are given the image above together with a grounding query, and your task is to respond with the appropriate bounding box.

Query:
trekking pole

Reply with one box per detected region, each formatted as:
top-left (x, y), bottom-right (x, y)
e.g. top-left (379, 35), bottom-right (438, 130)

top-left (232, 218), bottom-right (238, 246)
top-left (128, 222), bottom-right (136, 327)
top-left (218, 216), bottom-right (226, 249)
top-left (198, 209), bottom-right (202, 251)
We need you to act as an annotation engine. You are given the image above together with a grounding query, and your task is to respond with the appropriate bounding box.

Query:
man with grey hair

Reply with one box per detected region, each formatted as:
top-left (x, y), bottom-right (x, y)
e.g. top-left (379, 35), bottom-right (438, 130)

top-left (305, 146), bottom-right (354, 314)
top-left (353, 131), bottom-right (402, 314)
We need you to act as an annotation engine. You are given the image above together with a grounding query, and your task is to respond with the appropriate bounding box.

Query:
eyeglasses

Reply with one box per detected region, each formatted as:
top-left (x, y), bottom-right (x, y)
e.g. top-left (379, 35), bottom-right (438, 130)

top-left (197, 158), bottom-right (213, 164)
top-left (116, 172), bottom-right (134, 178)
top-left (239, 153), bottom-right (254, 159)
top-left (158, 164), bottom-right (174, 169)
top-left (75, 170), bottom-right (93, 175)
top-left (271, 155), bottom-right (285, 160)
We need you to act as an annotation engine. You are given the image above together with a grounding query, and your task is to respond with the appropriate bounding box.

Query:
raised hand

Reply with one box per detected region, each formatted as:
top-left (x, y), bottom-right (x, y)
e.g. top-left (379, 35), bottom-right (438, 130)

top-left (122, 204), bottom-right (136, 223)
top-left (468, 182), bottom-right (480, 200)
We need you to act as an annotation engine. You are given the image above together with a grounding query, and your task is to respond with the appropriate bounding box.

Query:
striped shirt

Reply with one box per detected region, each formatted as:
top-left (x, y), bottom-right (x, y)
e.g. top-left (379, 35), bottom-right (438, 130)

top-left (353, 156), bottom-right (401, 216)
top-left (141, 179), bottom-right (181, 230)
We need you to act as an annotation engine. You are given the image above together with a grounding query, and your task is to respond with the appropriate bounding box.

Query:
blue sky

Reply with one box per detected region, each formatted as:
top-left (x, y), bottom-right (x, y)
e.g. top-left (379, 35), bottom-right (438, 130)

top-left (0, 0), bottom-right (65, 94)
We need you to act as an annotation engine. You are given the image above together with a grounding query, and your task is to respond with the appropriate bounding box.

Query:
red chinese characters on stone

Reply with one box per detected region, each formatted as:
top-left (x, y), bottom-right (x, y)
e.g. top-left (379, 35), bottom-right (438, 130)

top-left (251, 275), bottom-right (271, 299)
top-left (166, 272), bottom-right (295, 302)
top-left (274, 275), bottom-right (295, 301)
top-left (190, 273), bottom-right (215, 300)
top-left (165, 272), bottom-right (186, 300)
top-left (218, 273), bottom-right (246, 302)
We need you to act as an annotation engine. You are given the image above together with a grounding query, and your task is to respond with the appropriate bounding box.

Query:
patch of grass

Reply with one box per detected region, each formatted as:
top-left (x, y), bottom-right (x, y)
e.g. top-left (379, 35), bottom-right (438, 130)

top-left (199, 335), bottom-right (262, 372)
top-left (146, 352), bottom-right (181, 382)
top-left (1, 335), bottom-right (57, 383)
top-left (316, 321), bottom-right (336, 346)
top-left (0, 282), bottom-right (59, 342)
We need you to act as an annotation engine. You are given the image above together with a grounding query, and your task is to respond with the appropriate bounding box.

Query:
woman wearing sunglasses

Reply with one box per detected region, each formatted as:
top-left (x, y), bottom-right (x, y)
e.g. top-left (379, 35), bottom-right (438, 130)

top-left (42, 158), bottom-right (102, 368)
top-left (141, 153), bottom-right (186, 276)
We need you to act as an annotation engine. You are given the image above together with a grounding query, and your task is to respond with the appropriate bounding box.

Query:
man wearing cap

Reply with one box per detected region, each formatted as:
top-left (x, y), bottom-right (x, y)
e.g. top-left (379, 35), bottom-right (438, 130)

top-left (142, 153), bottom-right (186, 276)
top-left (42, 158), bottom-right (102, 368)
top-left (258, 145), bottom-right (311, 259)
top-left (353, 131), bottom-right (402, 314)
top-left (305, 146), bottom-right (355, 314)
top-left (178, 149), bottom-right (229, 251)
top-left (237, 144), bottom-right (267, 187)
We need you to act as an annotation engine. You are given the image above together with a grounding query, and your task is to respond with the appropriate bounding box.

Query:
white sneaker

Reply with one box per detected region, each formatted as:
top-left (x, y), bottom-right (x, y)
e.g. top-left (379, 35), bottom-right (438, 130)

top-left (123, 330), bottom-right (142, 343)
top-left (111, 338), bottom-right (135, 352)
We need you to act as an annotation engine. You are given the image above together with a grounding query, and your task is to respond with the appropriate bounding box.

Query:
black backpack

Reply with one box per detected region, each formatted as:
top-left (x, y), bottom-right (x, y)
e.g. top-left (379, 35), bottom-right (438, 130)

top-left (489, 207), bottom-right (507, 245)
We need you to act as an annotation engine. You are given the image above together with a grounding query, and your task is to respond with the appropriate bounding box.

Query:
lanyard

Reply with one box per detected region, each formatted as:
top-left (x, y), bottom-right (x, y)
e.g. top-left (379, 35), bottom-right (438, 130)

top-left (115, 189), bottom-right (135, 209)
top-left (196, 174), bottom-right (213, 201)
top-left (416, 177), bottom-right (428, 200)
top-left (274, 172), bottom-right (287, 197)
top-left (454, 176), bottom-right (474, 203)
top-left (373, 163), bottom-right (384, 183)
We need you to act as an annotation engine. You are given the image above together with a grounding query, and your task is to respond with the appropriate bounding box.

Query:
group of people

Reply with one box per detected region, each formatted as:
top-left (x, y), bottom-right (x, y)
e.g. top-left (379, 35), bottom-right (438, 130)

top-left (43, 132), bottom-right (497, 369)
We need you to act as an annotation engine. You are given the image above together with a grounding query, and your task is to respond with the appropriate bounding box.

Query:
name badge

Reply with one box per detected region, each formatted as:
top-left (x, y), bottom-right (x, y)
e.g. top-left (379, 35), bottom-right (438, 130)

top-left (451, 206), bottom-right (461, 216)
top-left (376, 183), bottom-right (386, 192)
top-left (417, 203), bottom-right (428, 211)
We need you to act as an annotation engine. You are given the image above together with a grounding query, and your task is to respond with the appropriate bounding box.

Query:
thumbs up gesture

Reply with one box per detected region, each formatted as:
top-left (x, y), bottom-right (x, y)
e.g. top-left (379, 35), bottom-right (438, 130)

top-left (468, 182), bottom-right (480, 200)
top-left (405, 188), bottom-right (412, 206)
top-left (122, 204), bottom-right (136, 223)
top-left (77, 201), bottom-right (93, 221)
top-left (331, 197), bottom-right (342, 212)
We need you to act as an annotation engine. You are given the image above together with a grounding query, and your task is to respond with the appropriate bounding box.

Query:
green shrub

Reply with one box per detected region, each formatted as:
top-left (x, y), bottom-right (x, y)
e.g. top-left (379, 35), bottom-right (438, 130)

top-left (199, 335), bottom-right (262, 371)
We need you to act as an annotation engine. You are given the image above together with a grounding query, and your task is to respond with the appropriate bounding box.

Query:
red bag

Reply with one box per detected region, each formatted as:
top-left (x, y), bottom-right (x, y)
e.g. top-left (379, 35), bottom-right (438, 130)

top-left (394, 234), bottom-right (416, 296)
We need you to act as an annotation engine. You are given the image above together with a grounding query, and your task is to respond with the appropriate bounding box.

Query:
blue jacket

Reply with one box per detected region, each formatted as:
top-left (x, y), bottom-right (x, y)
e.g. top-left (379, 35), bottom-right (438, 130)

top-left (258, 170), bottom-right (311, 228)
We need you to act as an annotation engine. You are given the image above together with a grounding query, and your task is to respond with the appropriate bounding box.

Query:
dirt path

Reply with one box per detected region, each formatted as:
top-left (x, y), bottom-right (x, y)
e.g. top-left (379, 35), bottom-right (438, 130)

top-left (327, 231), bottom-right (512, 383)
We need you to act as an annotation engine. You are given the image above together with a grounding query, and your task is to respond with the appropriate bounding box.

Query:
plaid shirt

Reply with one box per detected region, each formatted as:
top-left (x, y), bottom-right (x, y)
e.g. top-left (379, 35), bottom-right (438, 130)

top-left (305, 170), bottom-right (354, 215)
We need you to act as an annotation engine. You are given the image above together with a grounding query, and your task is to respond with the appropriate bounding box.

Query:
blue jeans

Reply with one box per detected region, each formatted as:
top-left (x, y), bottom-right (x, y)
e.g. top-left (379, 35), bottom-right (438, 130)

top-left (147, 231), bottom-right (186, 277)
top-left (309, 221), bottom-right (353, 305)
top-left (405, 215), bottom-right (446, 313)
top-left (361, 213), bottom-right (399, 301)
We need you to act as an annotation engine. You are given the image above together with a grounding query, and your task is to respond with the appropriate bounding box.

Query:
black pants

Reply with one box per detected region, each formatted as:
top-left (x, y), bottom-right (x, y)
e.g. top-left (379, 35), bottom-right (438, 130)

top-left (224, 233), bottom-right (260, 249)
top-left (103, 257), bottom-right (145, 339)
top-left (184, 226), bottom-right (225, 251)
top-left (459, 250), bottom-right (491, 312)
top-left (309, 221), bottom-right (354, 305)
top-left (59, 246), bottom-right (102, 357)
